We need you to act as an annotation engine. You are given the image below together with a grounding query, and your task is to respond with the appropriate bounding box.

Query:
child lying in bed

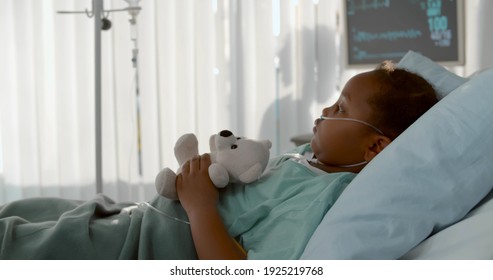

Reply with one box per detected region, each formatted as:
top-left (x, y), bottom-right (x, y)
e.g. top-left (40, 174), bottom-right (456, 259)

top-left (176, 61), bottom-right (439, 259)
top-left (0, 61), bottom-right (438, 260)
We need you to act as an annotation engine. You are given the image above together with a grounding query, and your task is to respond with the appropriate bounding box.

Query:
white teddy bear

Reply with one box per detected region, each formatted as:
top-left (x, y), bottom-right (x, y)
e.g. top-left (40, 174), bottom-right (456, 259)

top-left (155, 130), bottom-right (272, 200)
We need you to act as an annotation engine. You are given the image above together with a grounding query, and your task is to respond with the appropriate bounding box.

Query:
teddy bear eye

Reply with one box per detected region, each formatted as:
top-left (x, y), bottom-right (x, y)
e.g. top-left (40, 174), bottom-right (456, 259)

top-left (231, 144), bottom-right (238, 149)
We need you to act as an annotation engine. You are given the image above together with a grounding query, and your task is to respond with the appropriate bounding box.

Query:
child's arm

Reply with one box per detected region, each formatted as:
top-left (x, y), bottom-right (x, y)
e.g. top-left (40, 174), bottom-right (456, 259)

top-left (176, 154), bottom-right (247, 260)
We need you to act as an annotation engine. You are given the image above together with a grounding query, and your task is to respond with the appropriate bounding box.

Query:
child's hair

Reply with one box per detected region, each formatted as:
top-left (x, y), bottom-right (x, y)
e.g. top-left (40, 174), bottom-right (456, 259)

top-left (369, 61), bottom-right (439, 140)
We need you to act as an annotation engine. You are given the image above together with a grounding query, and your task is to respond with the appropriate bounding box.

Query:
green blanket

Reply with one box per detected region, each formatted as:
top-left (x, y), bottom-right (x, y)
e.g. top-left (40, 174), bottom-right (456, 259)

top-left (0, 194), bottom-right (197, 259)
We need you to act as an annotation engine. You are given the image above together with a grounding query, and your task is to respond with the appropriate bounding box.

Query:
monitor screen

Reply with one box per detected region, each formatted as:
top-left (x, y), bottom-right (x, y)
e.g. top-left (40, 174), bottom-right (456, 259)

top-left (344, 0), bottom-right (464, 67)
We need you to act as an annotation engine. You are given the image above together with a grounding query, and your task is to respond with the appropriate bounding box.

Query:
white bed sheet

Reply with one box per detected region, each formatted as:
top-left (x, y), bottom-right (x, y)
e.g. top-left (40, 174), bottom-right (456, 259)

top-left (401, 188), bottom-right (493, 259)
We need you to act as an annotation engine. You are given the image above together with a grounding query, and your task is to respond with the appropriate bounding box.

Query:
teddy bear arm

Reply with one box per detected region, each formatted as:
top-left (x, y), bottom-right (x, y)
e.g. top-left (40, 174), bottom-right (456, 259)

top-left (238, 163), bottom-right (264, 184)
top-left (208, 163), bottom-right (229, 188)
top-left (155, 167), bottom-right (179, 200)
top-left (174, 133), bottom-right (199, 166)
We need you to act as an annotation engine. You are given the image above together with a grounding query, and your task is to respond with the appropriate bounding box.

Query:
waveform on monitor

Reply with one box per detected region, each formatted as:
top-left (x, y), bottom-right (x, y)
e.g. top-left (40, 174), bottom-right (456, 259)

top-left (347, 0), bottom-right (391, 16)
top-left (352, 49), bottom-right (408, 62)
top-left (352, 29), bottom-right (422, 43)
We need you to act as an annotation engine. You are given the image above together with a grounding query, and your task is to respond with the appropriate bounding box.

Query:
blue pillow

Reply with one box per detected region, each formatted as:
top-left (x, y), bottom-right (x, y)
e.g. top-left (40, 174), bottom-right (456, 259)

top-left (301, 61), bottom-right (493, 259)
top-left (397, 50), bottom-right (468, 99)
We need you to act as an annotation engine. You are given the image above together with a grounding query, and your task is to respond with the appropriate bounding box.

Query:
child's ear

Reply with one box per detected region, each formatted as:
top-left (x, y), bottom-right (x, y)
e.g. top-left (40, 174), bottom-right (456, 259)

top-left (364, 135), bottom-right (392, 162)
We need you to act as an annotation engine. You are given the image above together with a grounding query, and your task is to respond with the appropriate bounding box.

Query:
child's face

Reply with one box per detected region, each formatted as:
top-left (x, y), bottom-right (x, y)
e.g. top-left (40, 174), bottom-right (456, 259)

top-left (311, 71), bottom-right (384, 169)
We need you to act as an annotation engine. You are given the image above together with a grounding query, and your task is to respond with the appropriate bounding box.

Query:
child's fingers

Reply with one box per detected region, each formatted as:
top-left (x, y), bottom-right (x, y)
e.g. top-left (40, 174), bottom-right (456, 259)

top-left (189, 155), bottom-right (201, 173)
top-left (200, 153), bottom-right (211, 166)
top-left (182, 154), bottom-right (211, 176)
top-left (176, 173), bottom-right (182, 186)
top-left (182, 160), bottom-right (191, 174)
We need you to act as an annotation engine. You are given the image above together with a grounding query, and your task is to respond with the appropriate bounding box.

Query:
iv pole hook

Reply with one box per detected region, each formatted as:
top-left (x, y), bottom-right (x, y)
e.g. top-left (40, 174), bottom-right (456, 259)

top-left (85, 8), bottom-right (94, 18)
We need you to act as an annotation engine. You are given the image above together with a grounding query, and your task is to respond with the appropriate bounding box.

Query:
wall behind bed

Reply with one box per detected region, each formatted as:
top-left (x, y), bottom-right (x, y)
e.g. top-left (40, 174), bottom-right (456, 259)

top-left (1, 0), bottom-right (492, 204)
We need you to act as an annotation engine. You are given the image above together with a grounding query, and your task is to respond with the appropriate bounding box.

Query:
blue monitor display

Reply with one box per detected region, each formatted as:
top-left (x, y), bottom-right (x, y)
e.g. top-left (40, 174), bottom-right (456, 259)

top-left (344, 0), bottom-right (464, 66)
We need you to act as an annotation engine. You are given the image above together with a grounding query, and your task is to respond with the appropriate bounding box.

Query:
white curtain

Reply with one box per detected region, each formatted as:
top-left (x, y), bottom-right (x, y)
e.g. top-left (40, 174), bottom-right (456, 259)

top-left (0, 0), bottom-right (341, 204)
top-left (0, 0), bottom-right (98, 203)
top-left (1, 0), bottom-right (491, 204)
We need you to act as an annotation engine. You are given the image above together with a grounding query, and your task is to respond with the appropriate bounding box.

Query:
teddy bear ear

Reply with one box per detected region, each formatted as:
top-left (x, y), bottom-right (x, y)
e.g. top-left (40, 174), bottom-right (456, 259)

top-left (219, 130), bottom-right (233, 137)
top-left (262, 140), bottom-right (272, 149)
top-left (214, 130), bottom-right (237, 150)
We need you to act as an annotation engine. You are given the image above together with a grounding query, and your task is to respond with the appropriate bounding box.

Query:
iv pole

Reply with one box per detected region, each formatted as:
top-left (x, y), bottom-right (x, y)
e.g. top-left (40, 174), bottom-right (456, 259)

top-left (58, 0), bottom-right (141, 194)
top-left (94, 0), bottom-right (103, 194)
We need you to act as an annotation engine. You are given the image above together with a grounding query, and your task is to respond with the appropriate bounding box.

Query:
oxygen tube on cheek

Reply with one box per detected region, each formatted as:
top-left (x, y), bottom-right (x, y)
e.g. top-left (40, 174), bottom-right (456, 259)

top-left (313, 115), bottom-right (386, 168)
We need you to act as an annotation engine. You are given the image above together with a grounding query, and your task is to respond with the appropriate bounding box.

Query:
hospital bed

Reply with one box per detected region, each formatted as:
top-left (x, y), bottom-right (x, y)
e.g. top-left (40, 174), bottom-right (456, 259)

top-left (301, 51), bottom-right (493, 259)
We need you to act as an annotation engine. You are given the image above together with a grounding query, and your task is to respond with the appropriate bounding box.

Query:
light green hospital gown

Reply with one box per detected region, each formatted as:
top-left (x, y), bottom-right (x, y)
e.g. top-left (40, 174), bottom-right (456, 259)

top-left (218, 144), bottom-right (356, 259)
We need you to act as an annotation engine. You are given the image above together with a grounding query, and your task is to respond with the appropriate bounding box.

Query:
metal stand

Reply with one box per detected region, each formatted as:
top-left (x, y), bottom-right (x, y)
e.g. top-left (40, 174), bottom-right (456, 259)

top-left (94, 0), bottom-right (103, 194)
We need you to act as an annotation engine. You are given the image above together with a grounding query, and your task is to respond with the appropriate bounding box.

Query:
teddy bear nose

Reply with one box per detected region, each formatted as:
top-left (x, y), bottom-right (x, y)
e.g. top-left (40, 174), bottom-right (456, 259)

top-left (220, 130), bottom-right (233, 137)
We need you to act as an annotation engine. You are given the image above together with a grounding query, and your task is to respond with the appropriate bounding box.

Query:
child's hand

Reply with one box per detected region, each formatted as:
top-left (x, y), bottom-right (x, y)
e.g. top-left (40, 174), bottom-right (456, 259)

top-left (177, 153), bottom-right (246, 259)
top-left (176, 153), bottom-right (218, 218)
